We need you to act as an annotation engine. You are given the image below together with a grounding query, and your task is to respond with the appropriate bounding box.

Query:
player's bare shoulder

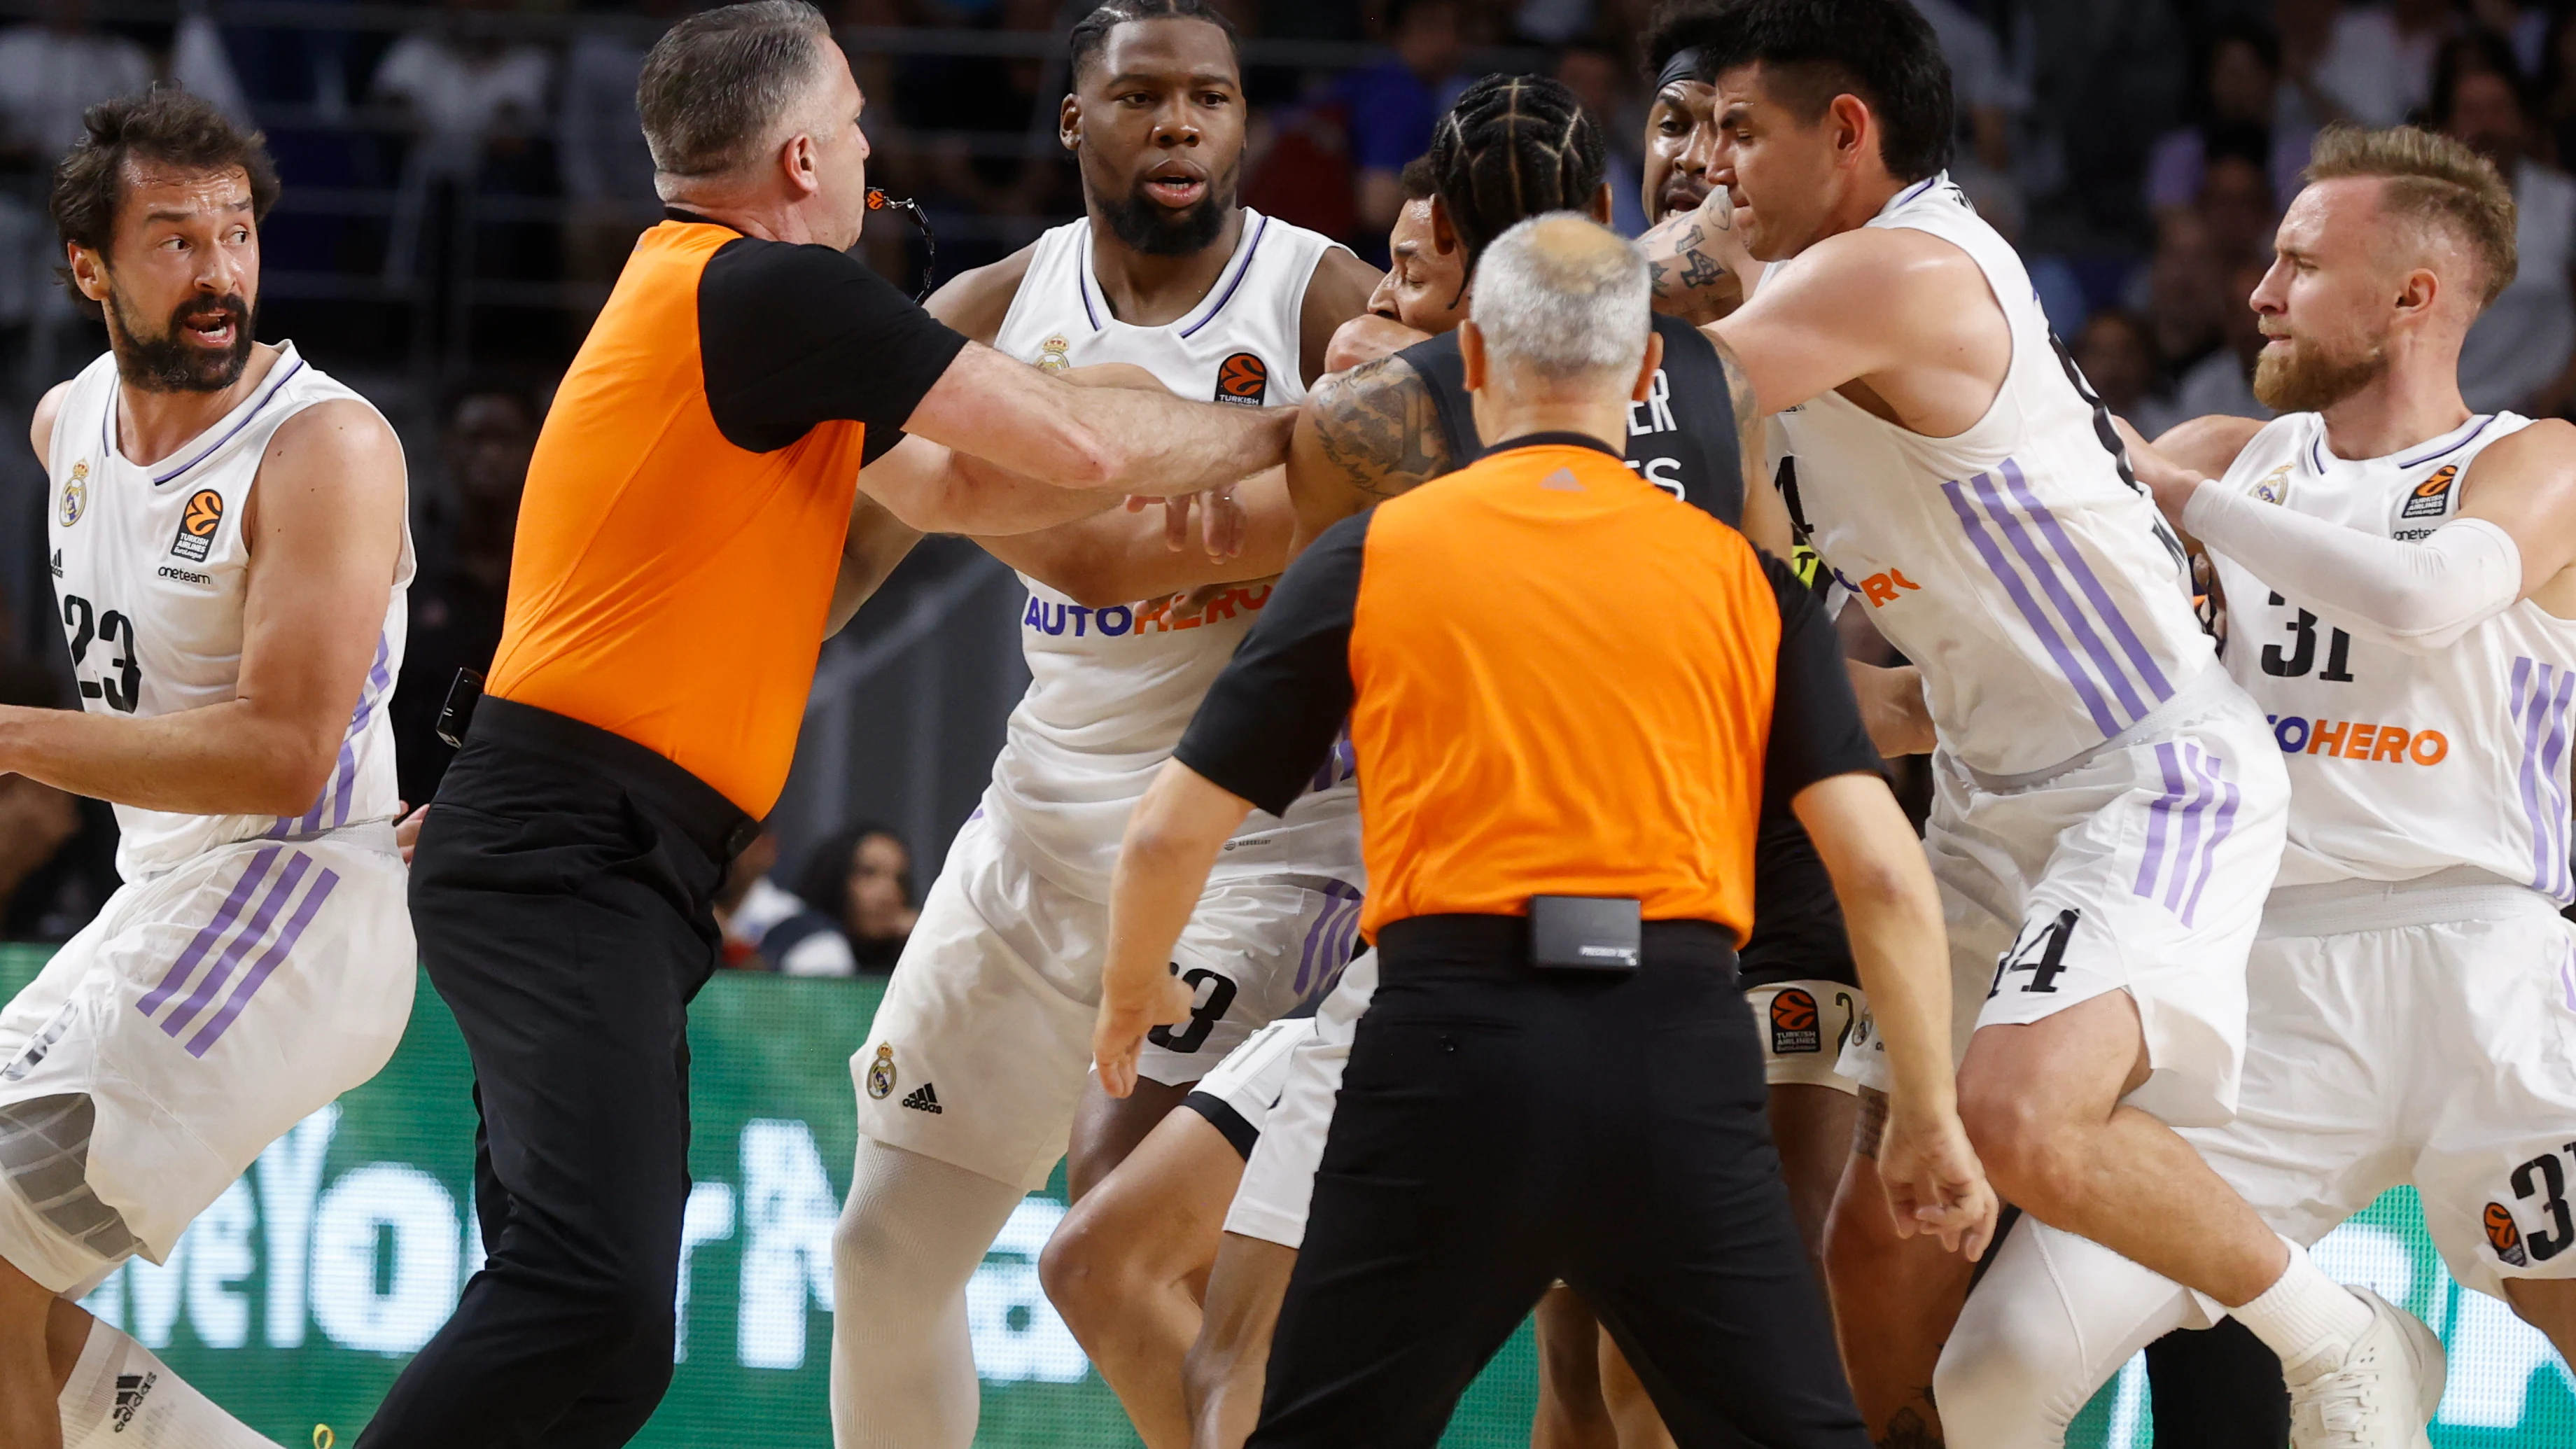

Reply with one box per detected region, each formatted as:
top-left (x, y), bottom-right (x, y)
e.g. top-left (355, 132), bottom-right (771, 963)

top-left (2152, 414), bottom-right (2270, 480)
top-left (927, 242), bottom-right (1042, 344)
top-left (244, 397), bottom-right (406, 547)
top-left (29, 379), bottom-right (73, 462)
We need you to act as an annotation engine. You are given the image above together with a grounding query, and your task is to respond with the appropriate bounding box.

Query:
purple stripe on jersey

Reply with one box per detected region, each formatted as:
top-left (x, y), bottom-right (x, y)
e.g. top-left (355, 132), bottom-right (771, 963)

top-left (1180, 215), bottom-right (1271, 340)
top-left (1973, 470), bottom-right (2150, 724)
top-left (2512, 659), bottom-right (2570, 899)
top-left (185, 865), bottom-right (340, 1057)
top-left (2535, 664), bottom-right (2575, 902)
top-left (149, 358), bottom-right (305, 486)
top-left (2178, 750), bottom-right (2241, 928)
top-left (159, 851), bottom-right (313, 1038)
top-left (1294, 880), bottom-right (1366, 997)
top-left (2561, 941), bottom-right (2576, 1013)
top-left (1077, 269), bottom-right (1100, 331)
top-left (1997, 460), bottom-right (2176, 709)
top-left (2132, 742), bottom-right (2185, 902)
top-left (1942, 475), bottom-right (2124, 737)
top-left (137, 847), bottom-right (280, 1016)
top-left (328, 635), bottom-right (395, 828)
top-left (2395, 414), bottom-right (2493, 469)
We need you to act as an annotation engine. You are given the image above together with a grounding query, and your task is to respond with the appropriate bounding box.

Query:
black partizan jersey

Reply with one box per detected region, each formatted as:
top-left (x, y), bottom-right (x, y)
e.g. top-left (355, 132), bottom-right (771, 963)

top-left (1399, 312), bottom-right (1748, 527)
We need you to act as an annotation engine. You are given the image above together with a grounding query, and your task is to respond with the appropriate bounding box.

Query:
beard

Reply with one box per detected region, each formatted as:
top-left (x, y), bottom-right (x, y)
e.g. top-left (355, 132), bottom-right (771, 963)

top-left (2251, 332), bottom-right (2388, 414)
top-left (108, 287), bottom-right (256, 393)
top-left (1094, 162), bottom-right (1240, 257)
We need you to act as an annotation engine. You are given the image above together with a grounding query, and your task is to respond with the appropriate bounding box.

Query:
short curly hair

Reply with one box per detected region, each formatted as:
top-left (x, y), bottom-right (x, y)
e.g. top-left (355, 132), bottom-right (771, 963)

top-left (50, 87), bottom-right (279, 314)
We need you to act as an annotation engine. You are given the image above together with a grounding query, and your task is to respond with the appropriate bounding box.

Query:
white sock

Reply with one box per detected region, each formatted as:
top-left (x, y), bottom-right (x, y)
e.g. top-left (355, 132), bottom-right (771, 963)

top-left (827, 1138), bottom-right (1029, 1449)
top-left (57, 1318), bottom-right (279, 1449)
top-left (2228, 1237), bottom-right (2374, 1381)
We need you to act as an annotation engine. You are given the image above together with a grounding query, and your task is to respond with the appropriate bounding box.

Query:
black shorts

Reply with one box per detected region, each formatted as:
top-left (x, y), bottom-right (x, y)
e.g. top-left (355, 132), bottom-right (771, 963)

top-left (1740, 804), bottom-right (1857, 992)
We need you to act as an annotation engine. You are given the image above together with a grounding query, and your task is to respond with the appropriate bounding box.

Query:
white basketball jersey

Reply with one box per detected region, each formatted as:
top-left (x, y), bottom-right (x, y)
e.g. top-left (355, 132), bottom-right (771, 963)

top-left (2208, 411), bottom-right (2576, 898)
top-left (1772, 176), bottom-right (2221, 776)
top-left (43, 344), bottom-right (414, 879)
top-left (986, 210), bottom-right (1359, 895)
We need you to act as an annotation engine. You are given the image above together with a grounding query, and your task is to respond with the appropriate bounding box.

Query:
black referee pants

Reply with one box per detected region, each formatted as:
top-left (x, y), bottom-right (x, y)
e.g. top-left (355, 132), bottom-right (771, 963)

top-left (358, 699), bottom-right (751, 1449)
top-left (1249, 916), bottom-right (1868, 1449)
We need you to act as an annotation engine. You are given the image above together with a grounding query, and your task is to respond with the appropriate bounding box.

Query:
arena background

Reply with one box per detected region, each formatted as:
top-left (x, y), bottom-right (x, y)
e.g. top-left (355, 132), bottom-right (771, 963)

top-left (7, 946), bottom-right (2562, 1448)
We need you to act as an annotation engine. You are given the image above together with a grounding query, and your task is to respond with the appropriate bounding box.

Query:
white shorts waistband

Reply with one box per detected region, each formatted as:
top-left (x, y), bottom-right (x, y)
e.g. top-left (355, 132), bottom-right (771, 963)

top-left (1957, 663), bottom-right (2241, 794)
top-left (2258, 866), bottom-right (2564, 939)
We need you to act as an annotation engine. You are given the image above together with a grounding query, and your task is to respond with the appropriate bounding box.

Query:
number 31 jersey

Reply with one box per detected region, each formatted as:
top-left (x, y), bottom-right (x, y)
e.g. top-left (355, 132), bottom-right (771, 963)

top-left (2207, 410), bottom-right (2576, 897)
top-left (44, 344), bottom-right (414, 878)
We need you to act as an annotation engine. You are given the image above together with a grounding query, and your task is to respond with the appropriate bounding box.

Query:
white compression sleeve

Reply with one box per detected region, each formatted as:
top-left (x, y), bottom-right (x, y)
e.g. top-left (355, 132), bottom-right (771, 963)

top-left (59, 1317), bottom-right (279, 1448)
top-left (2183, 483), bottom-right (2522, 652)
top-left (829, 1137), bottom-right (1028, 1449)
top-left (1935, 1218), bottom-right (2204, 1449)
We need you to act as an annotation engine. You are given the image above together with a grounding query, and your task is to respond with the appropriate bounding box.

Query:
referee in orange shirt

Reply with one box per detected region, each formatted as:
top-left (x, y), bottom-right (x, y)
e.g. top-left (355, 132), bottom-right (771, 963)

top-left (360, 5), bottom-right (1292, 1445)
top-left (1091, 216), bottom-right (1999, 1447)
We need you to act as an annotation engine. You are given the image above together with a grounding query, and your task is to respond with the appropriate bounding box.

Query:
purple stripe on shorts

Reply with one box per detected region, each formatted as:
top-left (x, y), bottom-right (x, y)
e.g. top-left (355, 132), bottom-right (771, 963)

top-left (2178, 751), bottom-right (2241, 928)
top-left (2160, 747), bottom-right (2214, 916)
top-left (2132, 742), bottom-right (2184, 902)
top-left (2513, 659), bottom-right (2563, 897)
top-left (1998, 460), bottom-right (2176, 709)
top-left (1294, 880), bottom-right (1366, 997)
top-left (1942, 475), bottom-right (2123, 738)
top-left (136, 847), bottom-right (280, 1016)
top-left (1973, 470), bottom-right (2150, 724)
top-left (158, 852), bottom-right (313, 1038)
top-left (185, 866), bottom-right (340, 1057)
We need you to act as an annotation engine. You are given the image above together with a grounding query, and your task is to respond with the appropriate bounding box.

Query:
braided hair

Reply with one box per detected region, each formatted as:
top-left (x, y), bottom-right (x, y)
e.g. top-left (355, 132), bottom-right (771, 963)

top-left (1068, 0), bottom-right (1240, 83)
top-left (1426, 74), bottom-right (1608, 270)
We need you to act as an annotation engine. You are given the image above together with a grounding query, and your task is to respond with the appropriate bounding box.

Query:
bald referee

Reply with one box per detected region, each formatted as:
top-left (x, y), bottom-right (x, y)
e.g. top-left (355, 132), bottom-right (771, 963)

top-left (357, 4), bottom-right (1290, 1445)
top-left (1091, 216), bottom-right (1998, 1448)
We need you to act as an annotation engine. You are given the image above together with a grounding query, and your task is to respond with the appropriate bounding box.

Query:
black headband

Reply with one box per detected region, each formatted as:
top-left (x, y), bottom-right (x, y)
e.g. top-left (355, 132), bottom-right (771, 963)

top-left (1654, 47), bottom-right (1707, 96)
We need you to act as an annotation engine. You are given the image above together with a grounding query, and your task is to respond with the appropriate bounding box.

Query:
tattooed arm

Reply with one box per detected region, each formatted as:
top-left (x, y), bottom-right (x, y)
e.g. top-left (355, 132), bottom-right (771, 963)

top-left (1284, 354), bottom-right (1455, 561)
top-left (1638, 188), bottom-right (1755, 326)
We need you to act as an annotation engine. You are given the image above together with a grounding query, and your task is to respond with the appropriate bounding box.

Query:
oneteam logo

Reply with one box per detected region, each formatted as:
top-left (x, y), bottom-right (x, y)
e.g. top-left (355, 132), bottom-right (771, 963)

top-left (1023, 584), bottom-right (1273, 638)
top-left (2269, 715), bottom-right (2449, 766)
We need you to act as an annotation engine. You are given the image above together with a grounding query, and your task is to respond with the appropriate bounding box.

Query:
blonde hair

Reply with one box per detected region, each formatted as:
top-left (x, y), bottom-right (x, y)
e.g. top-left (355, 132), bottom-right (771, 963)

top-left (2304, 123), bottom-right (2518, 307)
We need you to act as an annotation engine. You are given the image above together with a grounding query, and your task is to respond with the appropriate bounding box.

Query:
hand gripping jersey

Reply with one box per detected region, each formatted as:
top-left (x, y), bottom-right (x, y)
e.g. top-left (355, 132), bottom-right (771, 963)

top-left (988, 210), bottom-right (1357, 894)
top-left (1772, 175), bottom-right (2219, 776)
top-left (44, 346), bottom-right (414, 878)
top-left (2208, 411), bottom-right (2576, 897)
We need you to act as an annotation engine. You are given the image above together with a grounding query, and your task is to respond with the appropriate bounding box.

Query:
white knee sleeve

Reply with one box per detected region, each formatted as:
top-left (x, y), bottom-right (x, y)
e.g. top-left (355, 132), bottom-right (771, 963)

top-left (1935, 1219), bottom-right (2203, 1449)
top-left (828, 1138), bottom-right (1029, 1449)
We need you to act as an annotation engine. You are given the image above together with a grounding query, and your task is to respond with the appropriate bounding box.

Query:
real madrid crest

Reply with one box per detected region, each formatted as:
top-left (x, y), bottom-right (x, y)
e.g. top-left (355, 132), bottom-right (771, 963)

top-left (57, 461), bottom-right (88, 526)
top-left (865, 1044), bottom-right (897, 1100)
top-left (2251, 463), bottom-right (2292, 506)
top-left (1036, 334), bottom-right (1072, 372)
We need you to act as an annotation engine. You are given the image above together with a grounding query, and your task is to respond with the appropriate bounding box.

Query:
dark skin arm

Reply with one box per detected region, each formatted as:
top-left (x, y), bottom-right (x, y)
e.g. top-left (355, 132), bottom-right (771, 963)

top-left (1283, 354), bottom-right (1454, 561)
top-left (1296, 249), bottom-right (1387, 387)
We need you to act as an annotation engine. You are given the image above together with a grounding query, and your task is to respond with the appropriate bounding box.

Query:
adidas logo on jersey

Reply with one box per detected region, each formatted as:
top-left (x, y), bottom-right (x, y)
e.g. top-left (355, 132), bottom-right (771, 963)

top-left (901, 1083), bottom-right (943, 1114)
top-left (48, 548), bottom-right (62, 579)
top-left (111, 1370), bottom-right (157, 1431)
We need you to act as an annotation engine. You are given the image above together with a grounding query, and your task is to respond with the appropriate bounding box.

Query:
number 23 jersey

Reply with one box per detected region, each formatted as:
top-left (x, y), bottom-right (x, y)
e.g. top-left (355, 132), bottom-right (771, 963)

top-left (2207, 410), bottom-right (2576, 897)
top-left (44, 344), bottom-right (414, 878)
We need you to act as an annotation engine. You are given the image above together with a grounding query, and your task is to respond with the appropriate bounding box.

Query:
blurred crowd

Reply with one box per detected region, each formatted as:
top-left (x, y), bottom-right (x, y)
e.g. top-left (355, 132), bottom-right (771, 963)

top-left (12, 0), bottom-right (2576, 948)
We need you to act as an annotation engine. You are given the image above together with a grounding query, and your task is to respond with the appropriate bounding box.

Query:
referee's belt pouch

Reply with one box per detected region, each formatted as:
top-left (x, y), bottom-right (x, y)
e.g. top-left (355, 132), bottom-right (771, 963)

top-left (1527, 896), bottom-right (1642, 972)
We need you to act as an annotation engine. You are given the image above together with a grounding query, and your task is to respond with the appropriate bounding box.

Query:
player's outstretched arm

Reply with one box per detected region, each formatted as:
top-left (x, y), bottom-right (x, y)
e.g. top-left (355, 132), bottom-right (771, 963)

top-left (1283, 355), bottom-right (1451, 561)
top-left (0, 399), bottom-right (405, 815)
top-left (1096, 760), bottom-right (1249, 1098)
top-left (904, 343), bottom-right (1296, 499)
top-left (826, 491), bottom-right (925, 636)
top-left (1792, 771), bottom-right (1996, 1261)
top-left (982, 467), bottom-right (1295, 609)
top-left (1707, 227), bottom-right (2001, 424)
top-left (1635, 186), bottom-right (1752, 323)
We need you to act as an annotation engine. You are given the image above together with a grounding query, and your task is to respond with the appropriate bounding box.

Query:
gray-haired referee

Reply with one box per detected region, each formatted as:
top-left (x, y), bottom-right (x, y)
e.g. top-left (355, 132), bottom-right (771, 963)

top-left (356, 4), bottom-right (1287, 1446)
top-left (1091, 216), bottom-right (2000, 1447)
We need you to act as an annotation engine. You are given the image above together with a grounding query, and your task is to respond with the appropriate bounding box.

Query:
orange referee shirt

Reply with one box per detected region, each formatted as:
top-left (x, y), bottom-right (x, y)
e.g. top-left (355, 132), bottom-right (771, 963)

top-left (1175, 434), bottom-right (1879, 944)
top-left (486, 215), bottom-right (966, 815)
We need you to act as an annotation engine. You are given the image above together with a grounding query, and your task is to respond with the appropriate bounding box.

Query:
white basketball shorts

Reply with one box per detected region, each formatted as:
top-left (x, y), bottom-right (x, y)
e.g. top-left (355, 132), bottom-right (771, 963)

top-left (0, 825), bottom-right (414, 1295)
top-left (853, 804), bottom-right (1364, 1190)
top-left (1842, 669), bottom-right (2289, 1127)
top-left (2181, 874), bottom-right (2576, 1300)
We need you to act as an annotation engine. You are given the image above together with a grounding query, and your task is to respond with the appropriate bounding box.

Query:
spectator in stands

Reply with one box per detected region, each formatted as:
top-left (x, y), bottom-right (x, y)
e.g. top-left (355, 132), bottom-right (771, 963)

top-left (717, 827), bottom-right (808, 968)
top-left (2077, 307), bottom-right (2180, 443)
top-left (2134, 209), bottom-right (2229, 393)
top-left (770, 822), bottom-right (923, 976)
top-left (2539, 7), bottom-right (2576, 172)
top-left (2174, 255), bottom-right (2275, 423)
top-left (392, 378), bottom-right (538, 806)
top-left (2147, 24), bottom-right (2311, 221)
top-left (2311, 0), bottom-right (2454, 127)
top-left (560, 0), bottom-right (685, 284)
top-left (0, 659), bottom-right (114, 942)
top-left (1553, 40), bottom-right (1644, 234)
top-left (2197, 140), bottom-right (2279, 268)
top-left (371, 0), bottom-right (554, 178)
top-left (2435, 27), bottom-right (2576, 417)
top-left (1914, 0), bottom-right (2022, 200)
top-left (0, 0), bottom-right (150, 168)
top-left (1339, 0), bottom-right (1468, 252)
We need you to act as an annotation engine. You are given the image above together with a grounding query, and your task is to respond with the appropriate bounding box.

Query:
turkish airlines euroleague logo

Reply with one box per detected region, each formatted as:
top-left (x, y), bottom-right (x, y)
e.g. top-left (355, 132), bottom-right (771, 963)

top-left (169, 489), bottom-right (224, 562)
top-left (2487, 1200), bottom-right (2529, 1266)
top-left (1213, 353), bottom-right (1268, 407)
top-left (1769, 988), bottom-right (1821, 1055)
top-left (2401, 463), bottom-right (2458, 520)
